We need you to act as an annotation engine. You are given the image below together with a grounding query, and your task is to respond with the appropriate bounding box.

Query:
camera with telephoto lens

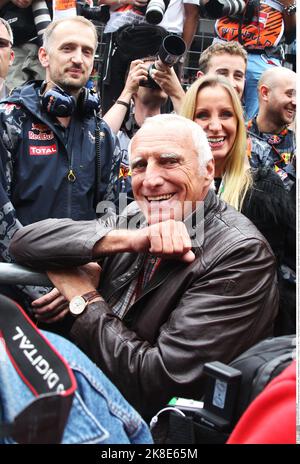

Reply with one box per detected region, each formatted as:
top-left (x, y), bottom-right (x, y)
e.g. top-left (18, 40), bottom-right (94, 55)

top-left (139, 35), bottom-right (186, 89)
top-left (135, 0), bottom-right (170, 24)
top-left (199, 0), bottom-right (257, 21)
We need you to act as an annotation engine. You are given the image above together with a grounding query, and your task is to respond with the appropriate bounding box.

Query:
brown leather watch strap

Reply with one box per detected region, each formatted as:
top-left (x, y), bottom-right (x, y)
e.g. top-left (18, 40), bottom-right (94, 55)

top-left (81, 291), bottom-right (101, 303)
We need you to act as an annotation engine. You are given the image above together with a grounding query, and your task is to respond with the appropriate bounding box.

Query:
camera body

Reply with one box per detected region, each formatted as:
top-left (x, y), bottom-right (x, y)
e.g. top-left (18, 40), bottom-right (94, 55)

top-left (199, 0), bottom-right (257, 21)
top-left (135, 0), bottom-right (170, 24)
top-left (140, 34), bottom-right (186, 89)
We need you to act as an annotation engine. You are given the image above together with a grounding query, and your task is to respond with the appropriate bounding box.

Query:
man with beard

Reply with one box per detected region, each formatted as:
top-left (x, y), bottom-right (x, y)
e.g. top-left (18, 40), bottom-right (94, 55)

top-left (247, 66), bottom-right (296, 180)
top-left (247, 66), bottom-right (296, 336)
top-left (0, 16), bottom-right (119, 321)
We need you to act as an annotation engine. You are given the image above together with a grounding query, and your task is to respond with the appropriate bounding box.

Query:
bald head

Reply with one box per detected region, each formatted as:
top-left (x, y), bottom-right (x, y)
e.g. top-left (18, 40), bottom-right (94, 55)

top-left (257, 66), bottom-right (296, 130)
top-left (258, 66), bottom-right (296, 90)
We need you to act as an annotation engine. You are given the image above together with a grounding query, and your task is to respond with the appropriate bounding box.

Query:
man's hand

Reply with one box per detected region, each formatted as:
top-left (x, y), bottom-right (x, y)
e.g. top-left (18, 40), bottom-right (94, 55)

top-left (47, 266), bottom-right (99, 302)
top-left (31, 262), bottom-right (102, 323)
top-left (31, 287), bottom-right (69, 324)
top-left (135, 220), bottom-right (195, 262)
top-left (103, 220), bottom-right (195, 262)
top-left (150, 66), bottom-right (185, 113)
top-left (102, 59), bottom-right (150, 133)
top-left (123, 59), bottom-right (150, 96)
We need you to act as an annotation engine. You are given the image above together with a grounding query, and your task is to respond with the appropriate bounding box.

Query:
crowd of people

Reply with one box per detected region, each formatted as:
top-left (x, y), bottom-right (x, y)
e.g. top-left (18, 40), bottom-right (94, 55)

top-left (0, 0), bottom-right (297, 445)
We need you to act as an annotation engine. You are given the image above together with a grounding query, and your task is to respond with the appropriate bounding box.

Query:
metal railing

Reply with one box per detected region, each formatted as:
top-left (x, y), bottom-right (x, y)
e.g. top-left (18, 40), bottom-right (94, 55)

top-left (0, 263), bottom-right (51, 286)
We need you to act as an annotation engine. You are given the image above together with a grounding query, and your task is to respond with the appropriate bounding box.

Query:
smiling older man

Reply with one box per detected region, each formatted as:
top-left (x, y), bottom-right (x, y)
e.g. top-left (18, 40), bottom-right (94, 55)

top-left (10, 114), bottom-right (278, 419)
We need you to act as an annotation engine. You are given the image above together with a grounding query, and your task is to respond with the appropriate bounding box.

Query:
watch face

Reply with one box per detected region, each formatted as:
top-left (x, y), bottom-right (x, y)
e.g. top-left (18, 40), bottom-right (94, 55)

top-left (69, 296), bottom-right (87, 315)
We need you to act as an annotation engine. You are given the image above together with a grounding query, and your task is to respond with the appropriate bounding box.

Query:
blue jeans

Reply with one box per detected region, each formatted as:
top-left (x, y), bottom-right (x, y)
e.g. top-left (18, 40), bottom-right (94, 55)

top-left (0, 331), bottom-right (153, 444)
top-left (244, 53), bottom-right (281, 120)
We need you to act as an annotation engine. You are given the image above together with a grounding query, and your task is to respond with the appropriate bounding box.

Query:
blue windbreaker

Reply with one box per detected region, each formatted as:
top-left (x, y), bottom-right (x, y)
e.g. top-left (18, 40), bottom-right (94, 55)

top-left (0, 81), bottom-right (120, 263)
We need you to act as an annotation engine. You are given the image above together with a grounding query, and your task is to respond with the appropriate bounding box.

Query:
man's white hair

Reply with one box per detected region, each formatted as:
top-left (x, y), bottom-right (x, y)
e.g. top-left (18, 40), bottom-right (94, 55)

top-left (128, 113), bottom-right (213, 170)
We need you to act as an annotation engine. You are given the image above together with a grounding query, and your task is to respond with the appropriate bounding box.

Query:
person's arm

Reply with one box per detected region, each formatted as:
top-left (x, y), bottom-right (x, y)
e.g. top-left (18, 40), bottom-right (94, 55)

top-left (182, 3), bottom-right (199, 50)
top-left (102, 59), bottom-right (148, 134)
top-left (31, 262), bottom-right (102, 324)
top-left (279, 0), bottom-right (296, 40)
top-left (47, 236), bottom-right (277, 417)
top-left (0, 117), bottom-right (23, 263)
top-left (10, 216), bottom-right (195, 268)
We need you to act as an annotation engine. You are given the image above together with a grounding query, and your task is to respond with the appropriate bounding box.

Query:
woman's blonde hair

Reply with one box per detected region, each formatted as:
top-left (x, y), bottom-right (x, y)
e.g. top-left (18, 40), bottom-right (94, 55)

top-left (180, 75), bottom-right (252, 211)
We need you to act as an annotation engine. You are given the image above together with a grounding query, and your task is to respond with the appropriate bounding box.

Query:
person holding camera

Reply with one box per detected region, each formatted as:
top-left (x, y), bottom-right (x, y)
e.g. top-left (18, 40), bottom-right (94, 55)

top-left (0, 17), bottom-right (119, 321)
top-left (98, 0), bottom-right (199, 113)
top-left (102, 52), bottom-right (185, 197)
top-left (201, 0), bottom-right (296, 120)
top-left (10, 113), bottom-right (278, 420)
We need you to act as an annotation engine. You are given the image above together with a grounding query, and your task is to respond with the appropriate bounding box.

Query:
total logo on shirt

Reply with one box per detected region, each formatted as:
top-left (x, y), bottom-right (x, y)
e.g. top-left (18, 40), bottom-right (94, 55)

top-left (29, 145), bottom-right (57, 156)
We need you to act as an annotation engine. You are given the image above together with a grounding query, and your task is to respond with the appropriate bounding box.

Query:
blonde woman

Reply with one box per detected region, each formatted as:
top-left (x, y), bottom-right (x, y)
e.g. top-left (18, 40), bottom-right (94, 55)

top-left (181, 74), bottom-right (252, 211)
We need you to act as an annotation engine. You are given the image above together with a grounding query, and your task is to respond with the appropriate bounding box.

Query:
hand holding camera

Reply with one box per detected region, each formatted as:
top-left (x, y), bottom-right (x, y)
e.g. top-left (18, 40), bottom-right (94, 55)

top-left (124, 59), bottom-right (150, 96)
top-left (140, 35), bottom-right (187, 89)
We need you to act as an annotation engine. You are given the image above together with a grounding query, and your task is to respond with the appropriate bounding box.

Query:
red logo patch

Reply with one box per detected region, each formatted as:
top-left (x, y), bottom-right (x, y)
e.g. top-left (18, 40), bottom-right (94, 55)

top-left (29, 145), bottom-right (57, 156)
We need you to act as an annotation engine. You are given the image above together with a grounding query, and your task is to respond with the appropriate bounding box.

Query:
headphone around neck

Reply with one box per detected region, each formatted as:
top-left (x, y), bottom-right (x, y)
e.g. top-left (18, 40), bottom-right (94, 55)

top-left (40, 82), bottom-right (101, 118)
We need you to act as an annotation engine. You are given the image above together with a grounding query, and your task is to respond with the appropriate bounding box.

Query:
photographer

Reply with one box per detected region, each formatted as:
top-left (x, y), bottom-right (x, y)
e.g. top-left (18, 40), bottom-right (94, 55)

top-left (201, 0), bottom-right (296, 119)
top-left (98, 0), bottom-right (199, 113)
top-left (102, 49), bottom-right (185, 197)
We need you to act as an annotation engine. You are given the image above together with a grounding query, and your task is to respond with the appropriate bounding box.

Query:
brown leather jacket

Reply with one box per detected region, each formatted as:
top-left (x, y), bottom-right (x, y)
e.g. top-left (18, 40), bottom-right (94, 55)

top-left (10, 191), bottom-right (279, 419)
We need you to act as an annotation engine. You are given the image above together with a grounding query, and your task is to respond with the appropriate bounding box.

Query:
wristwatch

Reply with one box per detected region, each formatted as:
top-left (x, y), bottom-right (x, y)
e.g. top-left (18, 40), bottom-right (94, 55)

top-left (69, 291), bottom-right (100, 316)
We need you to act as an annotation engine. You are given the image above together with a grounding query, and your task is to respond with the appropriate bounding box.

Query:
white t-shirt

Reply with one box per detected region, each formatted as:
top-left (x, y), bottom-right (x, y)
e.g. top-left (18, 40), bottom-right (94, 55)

top-left (159, 0), bottom-right (198, 34)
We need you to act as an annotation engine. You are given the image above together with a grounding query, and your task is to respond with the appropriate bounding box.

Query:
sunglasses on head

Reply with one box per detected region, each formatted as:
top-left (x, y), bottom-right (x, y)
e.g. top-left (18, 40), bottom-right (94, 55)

top-left (0, 38), bottom-right (12, 48)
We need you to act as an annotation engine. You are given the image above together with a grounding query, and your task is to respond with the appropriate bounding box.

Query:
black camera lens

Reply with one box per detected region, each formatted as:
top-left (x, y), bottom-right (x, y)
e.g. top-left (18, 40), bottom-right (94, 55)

top-left (158, 35), bottom-right (186, 67)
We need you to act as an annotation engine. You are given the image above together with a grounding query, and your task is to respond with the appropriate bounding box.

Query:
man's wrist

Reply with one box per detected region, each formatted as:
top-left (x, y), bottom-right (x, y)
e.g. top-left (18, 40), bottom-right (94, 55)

top-left (116, 100), bottom-right (131, 110)
top-left (119, 89), bottom-right (133, 102)
top-left (66, 287), bottom-right (96, 302)
top-left (93, 229), bottom-right (139, 256)
top-left (107, 229), bottom-right (138, 252)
